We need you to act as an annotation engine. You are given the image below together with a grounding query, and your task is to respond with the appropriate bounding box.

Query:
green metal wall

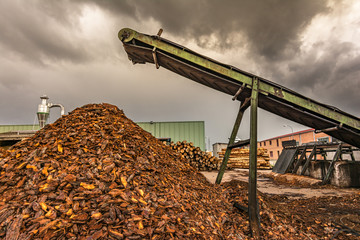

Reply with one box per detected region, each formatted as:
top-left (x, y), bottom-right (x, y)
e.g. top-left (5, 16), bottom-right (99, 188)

top-left (136, 121), bottom-right (205, 150)
top-left (0, 125), bottom-right (40, 133)
top-left (0, 122), bottom-right (206, 150)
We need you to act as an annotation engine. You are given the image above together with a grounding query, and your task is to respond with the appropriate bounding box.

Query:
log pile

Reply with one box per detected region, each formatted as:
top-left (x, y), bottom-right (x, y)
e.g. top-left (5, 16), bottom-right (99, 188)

top-left (218, 148), bottom-right (271, 169)
top-left (169, 141), bottom-right (221, 171)
top-left (0, 103), bottom-right (246, 239)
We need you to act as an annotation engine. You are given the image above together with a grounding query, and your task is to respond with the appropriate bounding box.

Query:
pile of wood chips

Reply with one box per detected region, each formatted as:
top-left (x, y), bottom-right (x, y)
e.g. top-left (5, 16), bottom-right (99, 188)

top-left (169, 141), bottom-right (221, 171)
top-left (0, 148), bottom-right (6, 156)
top-left (222, 180), bottom-right (360, 239)
top-left (218, 148), bottom-right (271, 169)
top-left (0, 103), bottom-right (246, 239)
top-left (1, 103), bottom-right (358, 239)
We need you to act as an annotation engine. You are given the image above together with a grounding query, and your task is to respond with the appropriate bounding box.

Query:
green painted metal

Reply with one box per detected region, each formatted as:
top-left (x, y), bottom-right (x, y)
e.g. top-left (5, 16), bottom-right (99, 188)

top-left (118, 28), bottom-right (360, 131)
top-left (249, 77), bottom-right (261, 236)
top-left (258, 82), bottom-right (359, 129)
top-left (119, 28), bottom-right (253, 86)
top-left (0, 125), bottom-right (40, 133)
top-left (215, 103), bottom-right (247, 184)
top-left (136, 121), bottom-right (205, 150)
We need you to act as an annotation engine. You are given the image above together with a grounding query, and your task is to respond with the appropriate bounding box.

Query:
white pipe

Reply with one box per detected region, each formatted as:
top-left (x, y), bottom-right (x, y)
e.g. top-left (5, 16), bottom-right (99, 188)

top-left (49, 103), bottom-right (65, 115)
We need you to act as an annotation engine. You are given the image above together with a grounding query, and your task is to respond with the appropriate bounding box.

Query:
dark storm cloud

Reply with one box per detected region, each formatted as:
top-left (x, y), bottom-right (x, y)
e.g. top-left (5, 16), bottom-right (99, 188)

top-left (275, 41), bottom-right (360, 114)
top-left (287, 42), bottom-right (354, 90)
top-left (83, 0), bottom-right (329, 60)
top-left (0, 0), bottom-right (89, 65)
top-left (0, 0), bottom-right (358, 144)
top-left (86, 0), bottom-right (358, 116)
top-left (0, 0), bottom-right (329, 64)
top-left (323, 49), bottom-right (360, 113)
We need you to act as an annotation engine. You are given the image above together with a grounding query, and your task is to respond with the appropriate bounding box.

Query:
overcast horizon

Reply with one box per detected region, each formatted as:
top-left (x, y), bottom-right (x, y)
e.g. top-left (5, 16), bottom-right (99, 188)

top-left (0, 0), bottom-right (359, 148)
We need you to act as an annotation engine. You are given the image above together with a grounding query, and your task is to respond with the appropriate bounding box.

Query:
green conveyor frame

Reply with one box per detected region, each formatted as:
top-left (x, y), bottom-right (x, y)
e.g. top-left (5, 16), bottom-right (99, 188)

top-left (118, 28), bottom-right (360, 148)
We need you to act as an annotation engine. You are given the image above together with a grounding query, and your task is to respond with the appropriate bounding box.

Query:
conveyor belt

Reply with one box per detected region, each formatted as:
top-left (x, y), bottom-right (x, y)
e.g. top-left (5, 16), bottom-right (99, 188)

top-left (118, 28), bottom-right (360, 148)
top-left (272, 148), bottom-right (298, 174)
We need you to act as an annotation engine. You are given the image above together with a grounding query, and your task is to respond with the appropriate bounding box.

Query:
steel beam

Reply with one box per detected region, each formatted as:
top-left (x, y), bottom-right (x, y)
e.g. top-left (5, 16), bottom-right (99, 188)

top-left (292, 146), bottom-right (308, 174)
top-left (300, 145), bottom-right (317, 175)
top-left (323, 144), bottom-right (342, 184)
top-left (249, 77), bottom-right (261, 237)
top-left (215, 102), bottom-right (248, 184)
top-left (228, 139), bottom-right (250, 149)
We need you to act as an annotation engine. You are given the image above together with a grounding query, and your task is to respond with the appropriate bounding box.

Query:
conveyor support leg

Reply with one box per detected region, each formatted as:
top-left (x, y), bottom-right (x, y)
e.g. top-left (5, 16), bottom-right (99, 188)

top-left (249, 77), bottom-right (261, 237)
top-left (300, 145), bottom-right (316, 175)
top-left (215, 100), bottom-right (249, 184)
top-left (322, 144), bottom-right (342, 184)
top-left (292, 146), bottom-right (308, 174)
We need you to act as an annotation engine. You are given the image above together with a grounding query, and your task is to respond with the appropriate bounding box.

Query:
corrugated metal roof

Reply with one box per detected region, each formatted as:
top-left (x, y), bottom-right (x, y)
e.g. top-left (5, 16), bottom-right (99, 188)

top-left (0, 125), bottom-right (40, 133)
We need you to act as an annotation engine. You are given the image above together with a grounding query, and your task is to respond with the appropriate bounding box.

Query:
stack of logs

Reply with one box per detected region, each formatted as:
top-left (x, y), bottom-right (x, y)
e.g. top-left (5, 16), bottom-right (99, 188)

top-left (218, 148), bottom-right (271, 169)
top-left (169, 141), bottom-right (221, 171)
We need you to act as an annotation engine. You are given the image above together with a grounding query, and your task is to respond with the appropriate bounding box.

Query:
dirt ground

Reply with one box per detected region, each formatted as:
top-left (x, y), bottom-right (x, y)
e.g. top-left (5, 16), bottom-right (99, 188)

top-left (201, 169), bottom-right (360, 199)
top-left (201, 169), bottom-right (360, 239)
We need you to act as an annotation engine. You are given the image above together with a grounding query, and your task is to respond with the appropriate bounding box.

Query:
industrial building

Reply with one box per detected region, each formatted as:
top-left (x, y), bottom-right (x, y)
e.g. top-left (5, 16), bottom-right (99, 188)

top-left (137, 121), bottom-right (205, 150)
top-left (0, 125), bottom-right (40, 149)
top-left (258, 129), bottom-right (335, 161)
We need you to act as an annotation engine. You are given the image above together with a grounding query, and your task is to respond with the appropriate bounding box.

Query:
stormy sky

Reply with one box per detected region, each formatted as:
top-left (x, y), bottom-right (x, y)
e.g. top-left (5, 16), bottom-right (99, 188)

top-left (0, 0), bottom-right (359, 149)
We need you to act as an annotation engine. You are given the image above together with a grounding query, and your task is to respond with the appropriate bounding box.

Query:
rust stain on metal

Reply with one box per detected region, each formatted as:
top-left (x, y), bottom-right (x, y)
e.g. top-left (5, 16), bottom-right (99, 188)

top-left (274, 88), bottom-right (284, 98)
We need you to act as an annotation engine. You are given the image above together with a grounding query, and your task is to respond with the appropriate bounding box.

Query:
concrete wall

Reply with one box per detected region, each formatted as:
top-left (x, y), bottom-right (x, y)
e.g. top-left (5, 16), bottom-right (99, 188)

top-left (296, 161), bottom-right (360, 187)
top-left (324, 150), bottom-right (360, 161)
top-left (212, 143), bottom-right (228, 158)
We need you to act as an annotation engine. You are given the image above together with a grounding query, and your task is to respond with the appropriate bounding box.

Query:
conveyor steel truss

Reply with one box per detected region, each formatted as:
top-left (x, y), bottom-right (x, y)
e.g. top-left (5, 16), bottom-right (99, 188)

top-left (273, 143), bottom-right (358, 184)
top-left (118, 28), bottom-right (360, 148)
top-left (118, 28), bottom-right (360, 237)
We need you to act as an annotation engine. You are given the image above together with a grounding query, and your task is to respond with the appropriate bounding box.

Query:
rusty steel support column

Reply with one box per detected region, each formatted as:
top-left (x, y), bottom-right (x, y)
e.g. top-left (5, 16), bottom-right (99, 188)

top-left (249, 77), bottom-right (261, 237)
top-left (215, 100), bottom-right (249, 184)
